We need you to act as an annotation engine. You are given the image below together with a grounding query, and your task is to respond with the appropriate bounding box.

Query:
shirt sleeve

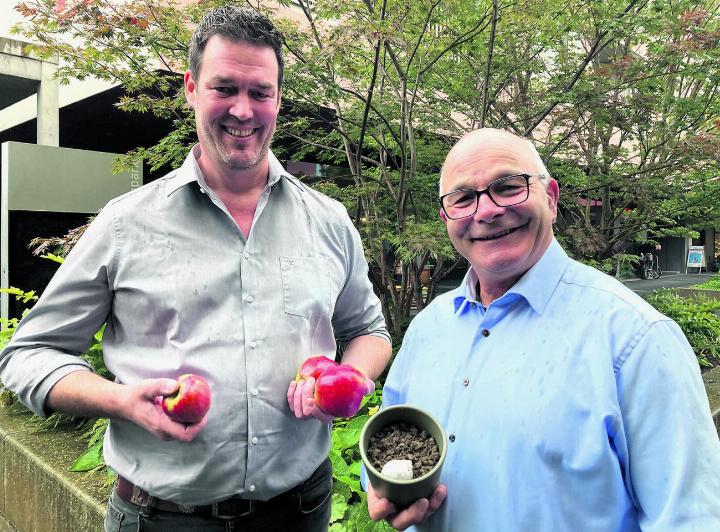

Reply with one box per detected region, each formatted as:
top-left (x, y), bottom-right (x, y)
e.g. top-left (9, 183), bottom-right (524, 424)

top-left (0, 205), bottom-right (117, 417)
top-left (616, 319), bottom-right (720, 530)
top-left (330, 209), bottom-right (390, 346)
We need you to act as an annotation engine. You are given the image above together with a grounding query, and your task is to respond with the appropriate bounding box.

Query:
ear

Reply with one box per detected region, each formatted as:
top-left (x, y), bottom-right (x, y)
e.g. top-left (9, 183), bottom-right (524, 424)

top-left (439, 208), bottom-right (448, 225)
top-left (276, 88), bottom-right (282, 111)
top-left (184, 70), bottom-right (197, 109)
top-left (546, 177), bottom-right (560, 220)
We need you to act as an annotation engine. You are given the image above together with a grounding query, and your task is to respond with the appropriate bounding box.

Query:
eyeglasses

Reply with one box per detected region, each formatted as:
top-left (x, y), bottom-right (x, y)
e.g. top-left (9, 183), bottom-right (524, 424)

top-left (439, 174), bottom-right (541, 220)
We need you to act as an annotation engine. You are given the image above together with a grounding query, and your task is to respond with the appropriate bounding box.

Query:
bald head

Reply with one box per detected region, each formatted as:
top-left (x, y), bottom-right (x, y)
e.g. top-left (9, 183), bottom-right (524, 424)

top-left (439, 129), bottom-right (549, 195)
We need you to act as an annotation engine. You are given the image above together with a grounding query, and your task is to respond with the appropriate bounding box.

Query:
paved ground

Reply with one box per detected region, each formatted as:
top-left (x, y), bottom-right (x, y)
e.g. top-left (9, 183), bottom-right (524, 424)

top-left (436, 271), bottom-right (717, 297)
top-left (622, 272), bottom-right (717, 295)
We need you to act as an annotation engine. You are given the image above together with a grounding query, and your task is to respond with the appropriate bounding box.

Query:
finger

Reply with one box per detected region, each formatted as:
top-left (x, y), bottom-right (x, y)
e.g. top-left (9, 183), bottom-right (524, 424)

top-left (301, 377), bottom-right (316, 417)
top-left (175, 415), bottom-right (208, 442)
top-left (388, 498), bottom-right (429, 531)
top-left (140, 378), bottom-right (178, 400)
top-left (364, 377), bottom-right (376, 396)
top-left (160, 412), bottom-right (208, 442)
top-left (367, 486), bottom-right (397, 521)
top-left (287, 380), bottom-right (297, 413)
top-left (311, 405), bottom-right (335, 423)
top-left (293, 378), bottom-right (306, 417)
top-left (428, 484), bottom-right (447, 512)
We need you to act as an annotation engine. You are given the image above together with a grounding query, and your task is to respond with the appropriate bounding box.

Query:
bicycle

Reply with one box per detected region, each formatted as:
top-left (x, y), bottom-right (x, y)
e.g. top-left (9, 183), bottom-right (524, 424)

top-left (640, 252), bottom-right (661, 279)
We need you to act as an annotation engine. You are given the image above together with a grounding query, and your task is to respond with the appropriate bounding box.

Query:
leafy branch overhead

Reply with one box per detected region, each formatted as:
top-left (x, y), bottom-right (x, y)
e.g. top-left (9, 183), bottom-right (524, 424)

top-left (12, 0), bottom-right (720, 338)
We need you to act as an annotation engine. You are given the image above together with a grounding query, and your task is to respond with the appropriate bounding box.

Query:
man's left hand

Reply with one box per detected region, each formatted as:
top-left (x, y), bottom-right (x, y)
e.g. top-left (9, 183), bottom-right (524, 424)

top-left (286, 377), bottom-right (335, 423)
top-left (367, 482), bottom-right (447, 530)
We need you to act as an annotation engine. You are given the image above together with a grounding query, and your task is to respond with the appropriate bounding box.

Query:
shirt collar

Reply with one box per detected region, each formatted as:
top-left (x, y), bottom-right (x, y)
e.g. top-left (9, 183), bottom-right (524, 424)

top-left (453, 268), bottom-right (480, 313)
top-left (505, 238), bottom-right (569, 315)
top-left (451, 238), bottom-right (569, 315)
top-left (165, 145), bottom-right (288, 197)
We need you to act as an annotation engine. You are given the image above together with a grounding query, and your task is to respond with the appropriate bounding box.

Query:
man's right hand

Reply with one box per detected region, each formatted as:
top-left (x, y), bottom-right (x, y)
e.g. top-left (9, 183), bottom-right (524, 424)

top-left (367, 482), bottom-right (447, 530)
top-left (122, 378), bottom-right (208, 442)
top-left (46, 372), bottom-right (206, 442)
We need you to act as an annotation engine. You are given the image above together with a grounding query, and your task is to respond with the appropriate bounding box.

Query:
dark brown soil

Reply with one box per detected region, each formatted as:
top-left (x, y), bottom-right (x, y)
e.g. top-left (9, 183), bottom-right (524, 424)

top-left (366, 422), bottom-right (440, 478)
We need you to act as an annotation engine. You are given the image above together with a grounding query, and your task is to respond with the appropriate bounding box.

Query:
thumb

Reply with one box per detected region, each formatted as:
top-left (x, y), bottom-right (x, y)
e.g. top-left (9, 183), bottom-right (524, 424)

top-left (364, 377), bottom-right (376, 396)
top-left (141, 378), bottom-right (179, 399)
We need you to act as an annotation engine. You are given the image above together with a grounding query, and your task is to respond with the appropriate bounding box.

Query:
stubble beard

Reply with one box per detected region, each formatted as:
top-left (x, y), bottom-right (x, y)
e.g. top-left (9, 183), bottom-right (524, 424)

top-left (198, 118), bottom-right (274, 173)
top-left (220, 144), bottom-right (267, 171)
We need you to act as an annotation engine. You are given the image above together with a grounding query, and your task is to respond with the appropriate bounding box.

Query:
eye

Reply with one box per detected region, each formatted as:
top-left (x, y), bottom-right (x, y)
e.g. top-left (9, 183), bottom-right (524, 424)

top-left (491, 177), bottom-right (527, 196)
top-left (446, 191), bottom-right (476, 207)
top-left (213, 86), bottom-right (235, 96)
top-left (251, 90), bottom-right (273, 100)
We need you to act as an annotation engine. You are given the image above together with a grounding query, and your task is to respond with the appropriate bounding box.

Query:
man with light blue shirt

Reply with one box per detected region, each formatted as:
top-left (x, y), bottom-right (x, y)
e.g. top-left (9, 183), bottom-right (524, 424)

top-left (367, 128), bottom-right (720, 531)
top-left (0, 6), bottom-right (391, 531)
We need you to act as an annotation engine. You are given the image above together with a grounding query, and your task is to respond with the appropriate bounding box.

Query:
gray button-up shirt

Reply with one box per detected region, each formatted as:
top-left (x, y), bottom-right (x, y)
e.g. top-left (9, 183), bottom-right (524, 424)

top-left (0, 146), bottom-right (390, 504)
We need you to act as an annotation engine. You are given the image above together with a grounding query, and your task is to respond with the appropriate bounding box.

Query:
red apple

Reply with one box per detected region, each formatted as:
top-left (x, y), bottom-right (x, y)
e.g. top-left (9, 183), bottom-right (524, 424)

top-left (296, 355), bottom-right (339, 381)
top-left (314, 364), bottom-right (369, 418)
top-left (162, 374), bottom-right (211, 423)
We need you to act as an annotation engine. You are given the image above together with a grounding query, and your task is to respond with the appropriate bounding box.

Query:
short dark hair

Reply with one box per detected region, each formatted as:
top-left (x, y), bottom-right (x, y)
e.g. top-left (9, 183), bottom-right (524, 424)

top-left (188, 6), bottom-right (284, 87)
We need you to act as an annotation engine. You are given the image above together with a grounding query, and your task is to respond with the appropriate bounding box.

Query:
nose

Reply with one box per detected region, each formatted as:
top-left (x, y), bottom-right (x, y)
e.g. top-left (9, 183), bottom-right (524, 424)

top-left (228, 93), bottom-right (253, 121)
top-left (472, 192), bottom-right (506, 223)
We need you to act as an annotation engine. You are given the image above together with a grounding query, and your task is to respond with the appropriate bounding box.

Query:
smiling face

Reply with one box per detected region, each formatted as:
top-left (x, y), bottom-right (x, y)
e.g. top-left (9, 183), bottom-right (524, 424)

top-left (440, 129), bottom-right (559, 302)
top-left (184, 35), bottom-right (281, 182)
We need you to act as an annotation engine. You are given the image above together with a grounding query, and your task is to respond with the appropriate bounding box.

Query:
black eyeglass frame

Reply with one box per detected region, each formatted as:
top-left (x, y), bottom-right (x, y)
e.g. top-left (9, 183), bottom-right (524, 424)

top-left (438, 173), bottom-right (544, 220)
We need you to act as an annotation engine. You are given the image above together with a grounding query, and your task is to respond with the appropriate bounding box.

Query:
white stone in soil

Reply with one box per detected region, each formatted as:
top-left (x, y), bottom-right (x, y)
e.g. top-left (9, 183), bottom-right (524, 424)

top-left (381, 459), bottom-right (413, 480)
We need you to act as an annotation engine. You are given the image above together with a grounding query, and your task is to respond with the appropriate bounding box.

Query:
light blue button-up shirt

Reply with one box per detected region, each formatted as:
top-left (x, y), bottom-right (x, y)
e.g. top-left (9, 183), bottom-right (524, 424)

top-left (380, 239), bottom-right (720, 531)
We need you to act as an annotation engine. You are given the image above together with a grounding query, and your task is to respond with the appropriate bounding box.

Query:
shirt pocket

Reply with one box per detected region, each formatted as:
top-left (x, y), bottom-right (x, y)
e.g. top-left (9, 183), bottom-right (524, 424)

top-left (280, 256), bottom-right (332, 318)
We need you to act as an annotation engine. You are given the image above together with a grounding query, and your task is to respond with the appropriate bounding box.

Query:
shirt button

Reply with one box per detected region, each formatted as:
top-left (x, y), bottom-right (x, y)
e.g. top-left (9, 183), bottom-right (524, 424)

top-left (249, 485), bottom-right (256, 492)
top-left (249, 341), bottom-right (257, 349)
top-left (481, 329), bottom-right (490, 337)
top-left (251, 388), bottom-right (259, 397)
top-left (246, 295), bottom-right (254, 303)
top-left (470, 302), bottom-right (476, 308)
top-left (244, 252), bottom-right (250, 259)
top-left (449, 434), bottom-right (456, 442)
top-left (251, 437), bottom-right (258, 445)
top-left (463, 378), bottom-right (470, 386)
top-left (199, 188), bottom-right (206, 194)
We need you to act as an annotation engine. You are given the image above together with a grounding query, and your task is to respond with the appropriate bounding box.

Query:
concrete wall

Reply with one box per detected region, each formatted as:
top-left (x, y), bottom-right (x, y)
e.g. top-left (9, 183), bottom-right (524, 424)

top-left (0, 37), bottom-right (59, 147)
top-left (0, 406), bottom-right (108, 531)
top-left (1, 142), bottom-right (142, 322)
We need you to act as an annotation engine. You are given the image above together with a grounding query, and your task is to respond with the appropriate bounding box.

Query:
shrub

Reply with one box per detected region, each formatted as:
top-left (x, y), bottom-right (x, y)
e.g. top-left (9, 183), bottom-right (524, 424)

top-left (644, 289), bottom-right (720, 369)
top-left (693, 276), bottom-right (720, 291)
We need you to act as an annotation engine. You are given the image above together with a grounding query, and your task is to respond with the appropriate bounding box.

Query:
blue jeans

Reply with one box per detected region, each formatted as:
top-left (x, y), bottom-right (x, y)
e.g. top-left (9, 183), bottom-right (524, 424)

top-left (104, 459), bottom-right (332, 532)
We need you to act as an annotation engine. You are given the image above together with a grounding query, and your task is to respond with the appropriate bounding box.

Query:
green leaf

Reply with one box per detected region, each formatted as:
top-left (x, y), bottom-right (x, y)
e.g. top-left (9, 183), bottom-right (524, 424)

top-left (332, 414), bottom-right (369, 450)
top-left (330, 492), bottom-right (349, 523)
top-left (40, 253), bottom-right (65, 264)
top-left (69, 438), bottom-right (104, 472)
top-left (344, 493), bottom-right (394, 531)
top-left (330, 449), bottom-right (362, 493)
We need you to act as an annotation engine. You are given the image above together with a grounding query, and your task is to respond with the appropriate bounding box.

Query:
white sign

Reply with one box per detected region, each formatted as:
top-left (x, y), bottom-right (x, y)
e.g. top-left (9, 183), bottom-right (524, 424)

top-left (687, 246), bottom-right (705, 270)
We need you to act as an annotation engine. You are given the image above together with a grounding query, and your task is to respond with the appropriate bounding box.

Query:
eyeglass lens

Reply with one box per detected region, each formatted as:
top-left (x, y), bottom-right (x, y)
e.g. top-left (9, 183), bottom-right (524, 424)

top-left (442, 175), bottom-right (529, 219)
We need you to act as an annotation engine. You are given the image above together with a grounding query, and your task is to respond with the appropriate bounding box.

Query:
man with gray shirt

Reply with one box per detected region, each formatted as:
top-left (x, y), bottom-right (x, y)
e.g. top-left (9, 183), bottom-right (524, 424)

top-left (0, 6), bottom-right (391, 531)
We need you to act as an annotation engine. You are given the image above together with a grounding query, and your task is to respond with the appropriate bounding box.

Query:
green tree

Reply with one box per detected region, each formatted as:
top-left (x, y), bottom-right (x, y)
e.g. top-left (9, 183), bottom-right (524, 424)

top-left (14, 0), bottom-right (720, 335)
top-left (9, 1), bottom-right (720, 527)
top-left (468, 0), bottom-right (720, 260)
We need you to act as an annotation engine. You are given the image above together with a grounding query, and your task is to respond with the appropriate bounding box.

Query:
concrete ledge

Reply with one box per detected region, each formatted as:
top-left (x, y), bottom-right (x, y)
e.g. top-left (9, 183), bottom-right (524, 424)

top-left (674, 287), bottom-right (720, 301)
top-left (0, 406), bottom-right (108, 531)
top-left (703, 366), bottom-right (720, 435)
